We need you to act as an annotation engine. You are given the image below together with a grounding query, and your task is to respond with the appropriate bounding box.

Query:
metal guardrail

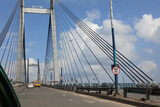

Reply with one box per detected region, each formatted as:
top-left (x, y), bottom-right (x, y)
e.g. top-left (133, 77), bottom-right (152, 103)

top-left (42, 84), bottom-right (77, 91)
top-left (42, 84), bottom-right (114, 95)
top-left (76, 87), bottom-right (114, 95)
top-left (151, 88), bottom-right (160, 96)
top-left (123, 87), bottom-right (160, 100)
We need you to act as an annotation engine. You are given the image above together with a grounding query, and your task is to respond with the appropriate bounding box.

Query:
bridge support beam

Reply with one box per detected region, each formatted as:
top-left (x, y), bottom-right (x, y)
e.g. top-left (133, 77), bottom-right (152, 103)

top-left (50, 0), bottom-right (59, 82)
top-left (16, 0), bottom-right (59, 82)
top-left (17, 0), bottom-right (24, 82)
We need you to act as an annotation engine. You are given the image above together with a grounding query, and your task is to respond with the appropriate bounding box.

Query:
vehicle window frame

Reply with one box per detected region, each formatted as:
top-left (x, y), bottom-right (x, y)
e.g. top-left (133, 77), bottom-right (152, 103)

top-left (0, 65), bottom-right (21, 107)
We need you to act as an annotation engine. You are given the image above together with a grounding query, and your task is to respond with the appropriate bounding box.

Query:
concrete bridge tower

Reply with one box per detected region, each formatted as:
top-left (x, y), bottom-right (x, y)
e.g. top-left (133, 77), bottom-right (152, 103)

top-left (16, 0), bottom-right (59, 82)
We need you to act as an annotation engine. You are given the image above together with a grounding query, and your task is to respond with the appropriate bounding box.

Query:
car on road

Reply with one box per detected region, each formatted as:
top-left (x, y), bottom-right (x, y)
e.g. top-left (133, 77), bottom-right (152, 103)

top-left (34, 80), bottom-right (41, 87)
top-left (27, 83), bottom-right (34, 88)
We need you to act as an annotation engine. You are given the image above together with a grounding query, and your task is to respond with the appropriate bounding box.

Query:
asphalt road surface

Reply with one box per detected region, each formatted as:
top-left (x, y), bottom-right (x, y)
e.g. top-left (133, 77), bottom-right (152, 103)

top-left (17, 86), bottom-right (136, 107)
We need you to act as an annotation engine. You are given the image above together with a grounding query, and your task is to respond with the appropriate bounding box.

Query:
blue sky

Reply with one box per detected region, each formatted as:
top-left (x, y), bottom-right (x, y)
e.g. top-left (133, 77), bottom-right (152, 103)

top-left (0, 0), bottom-right (160, 83)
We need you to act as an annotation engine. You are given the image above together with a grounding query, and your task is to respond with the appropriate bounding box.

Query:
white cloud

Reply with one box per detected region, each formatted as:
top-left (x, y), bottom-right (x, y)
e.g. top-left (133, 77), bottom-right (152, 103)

top-left (26, 58), bottom-right (45, 82)
top-left (29, 58), bottom-right (37, 64)
top-left (135, 14), bottom-right (160, 44)
top-left (86, 9), bottom-right (101, 21)
top-left (59, 9), bottom-right (139, 83)
top-left (138, 60), bottom-right (157, 73)
top-left (144, 48), bottom-right (153, 54)
top-left (59, 9), bottom-right (160, 83)
top-left (84, 18), bottom-right (137, 60)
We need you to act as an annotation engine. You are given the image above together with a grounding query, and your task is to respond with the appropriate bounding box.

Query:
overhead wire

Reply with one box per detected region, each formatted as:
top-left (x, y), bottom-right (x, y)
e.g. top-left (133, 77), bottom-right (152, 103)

top-left (61, 40), bottom-right (72, 83)
top-left (55, 3), bottom-right (100, 84)
top-left (56, 0), bottom-right (153, 84)
top-left (62, 32), bottom-right (84, 84)
top-left (61, 33), bottom-right (77, 83)
top-left (55, 6), bottom-right (91, 85)
top-left (56, 2), bottom-right (115, 83)
top-left (60, 49), bottom-right (70, 83)
top-left (6, 13), bottom-right (19, 77)
top-left (0, 0), bottom-right (20, 47)
top-left (4, 25), bottom-right (17, 71)
top-left (56, 4), bottom-right (100, 85)
top-left (61, 35), bottom-right (83, 84)
top-left (0, 11), bottom-right (18, 64)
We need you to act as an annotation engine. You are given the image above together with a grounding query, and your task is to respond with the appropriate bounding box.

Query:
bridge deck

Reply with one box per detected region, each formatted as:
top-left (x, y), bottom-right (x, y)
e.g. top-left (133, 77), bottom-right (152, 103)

top-left (16, 86), bottom-right (134, 107)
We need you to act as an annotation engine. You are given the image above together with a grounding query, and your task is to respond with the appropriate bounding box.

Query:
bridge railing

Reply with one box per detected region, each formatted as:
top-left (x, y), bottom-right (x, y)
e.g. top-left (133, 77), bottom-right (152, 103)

top-left (76, 87), bottom-right (114, 95)
top-left (42, 84), bottom-right (115, 95)
top-left (123, 87), bottom-right (160, 100)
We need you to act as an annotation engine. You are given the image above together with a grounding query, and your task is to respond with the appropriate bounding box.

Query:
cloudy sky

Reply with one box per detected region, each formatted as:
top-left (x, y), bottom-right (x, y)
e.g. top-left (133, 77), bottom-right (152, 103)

top-left (0, 0), bottom-right (160, 83)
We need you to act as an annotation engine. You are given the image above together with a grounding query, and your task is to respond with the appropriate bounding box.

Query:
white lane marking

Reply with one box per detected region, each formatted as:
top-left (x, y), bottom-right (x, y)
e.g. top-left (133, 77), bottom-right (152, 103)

top-left (68, 99), bottom-right (73, 102)
top-left (19, 92), bottom-right (59, 96)
top-left (62, 94), bottom-right (66, 96)
top-left (83, 100), bottom-right (95, 104)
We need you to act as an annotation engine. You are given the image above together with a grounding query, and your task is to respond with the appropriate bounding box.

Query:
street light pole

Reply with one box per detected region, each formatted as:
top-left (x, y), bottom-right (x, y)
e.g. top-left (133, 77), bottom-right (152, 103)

top-left (61, 67), bottom-right (63, 89)
top-left (27, 59), bottom-right (29, 83)
top-left (42, 64), bottom-right (48, 84)
top-left (110, 0), bottom-right (119, 94)
top-left (44, 56), bottom-right (55, 82)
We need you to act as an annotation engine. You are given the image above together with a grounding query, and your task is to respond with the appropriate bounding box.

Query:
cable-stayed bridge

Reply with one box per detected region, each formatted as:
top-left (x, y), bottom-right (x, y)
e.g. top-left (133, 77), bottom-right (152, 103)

top-left (0, 0), bottom-right (160, 107)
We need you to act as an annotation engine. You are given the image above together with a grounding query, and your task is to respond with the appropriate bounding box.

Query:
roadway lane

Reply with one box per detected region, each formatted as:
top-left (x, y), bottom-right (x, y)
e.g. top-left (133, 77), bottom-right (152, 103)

top-left (17, 86), bottom-right (135, 107)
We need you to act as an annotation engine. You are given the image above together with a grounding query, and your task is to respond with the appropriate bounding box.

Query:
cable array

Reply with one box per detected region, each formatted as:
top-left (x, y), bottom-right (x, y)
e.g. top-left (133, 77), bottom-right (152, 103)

top-left (0, 0), bottom-right (25, 81)
top-left (54, 0), bottom-right (155, 86)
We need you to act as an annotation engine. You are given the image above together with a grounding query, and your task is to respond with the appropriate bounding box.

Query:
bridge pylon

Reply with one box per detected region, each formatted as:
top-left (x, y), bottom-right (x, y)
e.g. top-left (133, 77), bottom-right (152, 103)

top-left (16, 0), bottom-right (59, 82)
top-left (17, 0), bottom-right (25, 82)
